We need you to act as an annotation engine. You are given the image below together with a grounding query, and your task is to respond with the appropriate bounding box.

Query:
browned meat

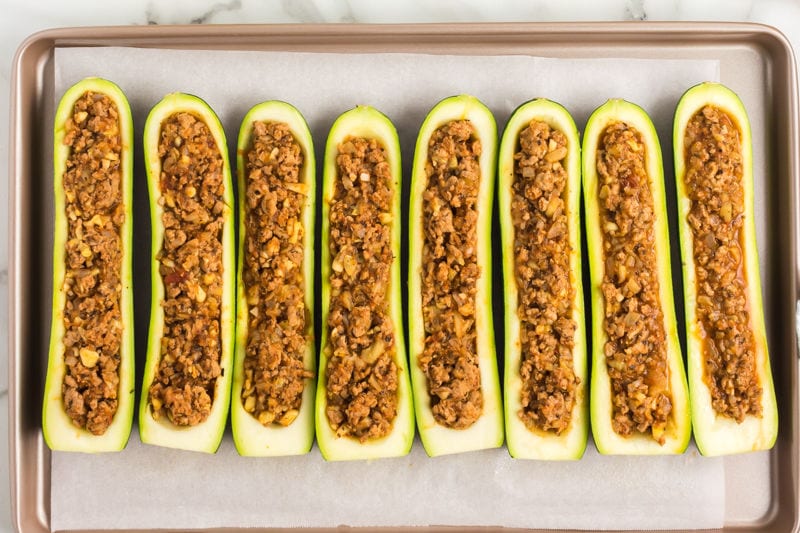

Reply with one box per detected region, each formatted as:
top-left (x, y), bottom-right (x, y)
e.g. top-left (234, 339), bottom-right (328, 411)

top-left (148, 112), bottom-right (225, 427)
top-left (597, 122), bottom-right (671, 444)
top-left (241, 121), bottom-right (313, 427)
top-left (512, 120), bottom-right (578, 435)
top-left (684, 106), bottom-right (761, 422)
top-left (325, 137), bottom-right (399, 441)
top-left (419, 120), bottom-right (483, 429)
top-left (60, 91), bottom-right (124, 436)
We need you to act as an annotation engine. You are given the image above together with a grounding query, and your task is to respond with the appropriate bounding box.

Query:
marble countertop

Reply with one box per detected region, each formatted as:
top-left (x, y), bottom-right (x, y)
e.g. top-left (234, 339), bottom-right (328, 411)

top-left (2, 0), bottom-right (799, 531)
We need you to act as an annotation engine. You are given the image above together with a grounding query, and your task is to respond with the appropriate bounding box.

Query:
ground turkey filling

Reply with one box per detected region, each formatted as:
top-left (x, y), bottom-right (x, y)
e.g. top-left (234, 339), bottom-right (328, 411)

top-left (684, 106), bottom-right (761, 421)
top-left (241, 121), bottom-right (313, 427)
top-left (512, 120), bottom-right (578, 435)
top-left (148, 112), bottom-right (225, 427)
top-left (325, 137), bottom-right (399, 441)
top-left (597, 122), bottom-right (671, 443)
top-left (420, 120), bottom-right (483, 429)
top-left (60, 92), bottom-right (124, 435)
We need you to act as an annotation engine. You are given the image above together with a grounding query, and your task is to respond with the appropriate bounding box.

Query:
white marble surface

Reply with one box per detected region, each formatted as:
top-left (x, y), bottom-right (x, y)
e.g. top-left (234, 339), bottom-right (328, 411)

top-left (1, 0), bottom-right (799, 531)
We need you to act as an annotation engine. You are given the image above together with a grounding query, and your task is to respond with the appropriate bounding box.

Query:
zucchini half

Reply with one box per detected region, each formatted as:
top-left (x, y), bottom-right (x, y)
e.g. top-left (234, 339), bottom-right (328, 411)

top-left (316, 106), bottom-right (414, 460)
top-left (583, 99), bottom-right (690, 455)
top-left (408, 95), bottom-right (504, 456)
top-left (44, 77), bottom-right (135, 452)
top-left (673, 82), bottom-right (777, 456)
top-left (498, 99), bottom-right (588, 460)
top-left (139, 93), bottom-right (235, 453)
top-left (231, 101), bottom-right (316, 456)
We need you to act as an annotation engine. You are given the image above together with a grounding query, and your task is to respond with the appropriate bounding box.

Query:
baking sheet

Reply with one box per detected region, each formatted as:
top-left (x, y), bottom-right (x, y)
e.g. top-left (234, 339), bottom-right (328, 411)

top-left (50, 46), bottom-right (724, 530)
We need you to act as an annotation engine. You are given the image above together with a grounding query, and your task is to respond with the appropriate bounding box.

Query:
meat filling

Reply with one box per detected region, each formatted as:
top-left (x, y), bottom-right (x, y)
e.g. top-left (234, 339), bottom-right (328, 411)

top-left (597, 122), bottom-right (672, 443)
top-left (419, 120), bottom-right (484, 429)
top-left (325, 137), bottom-right (399, 441)
top-left (684, 106), bottom-right (761, 421)
top-left (512, 120), bottom-right (578, 435)
top-left (148, 112), bottom-right (225, 427)
top-left (60, 92), bottom-right (124, 435)
top-left (241, 121), bottom-right (313, 427)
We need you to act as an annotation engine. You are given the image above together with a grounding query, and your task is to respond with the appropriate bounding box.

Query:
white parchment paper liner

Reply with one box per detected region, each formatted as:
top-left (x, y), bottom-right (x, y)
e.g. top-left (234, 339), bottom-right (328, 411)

top-left (52, 47), bottom-right (724, 530)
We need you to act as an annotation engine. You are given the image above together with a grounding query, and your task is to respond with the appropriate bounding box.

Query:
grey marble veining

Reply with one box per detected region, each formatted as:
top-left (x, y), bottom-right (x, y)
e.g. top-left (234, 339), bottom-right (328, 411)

top-left (626, 0), bottom-right (648, 20)
top-left (146, 0), bottom-right (246, 25)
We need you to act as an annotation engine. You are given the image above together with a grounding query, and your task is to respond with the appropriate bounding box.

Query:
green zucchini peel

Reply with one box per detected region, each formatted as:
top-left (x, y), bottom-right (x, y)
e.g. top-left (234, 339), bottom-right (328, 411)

top-left (583, 99), bottom-right (690, 455)
top-left (139, 93), bottom-right (235, 453)
top-left (316, 105), bottom-right (414, 461)
top-left (498, 98), bottom-right (588, 460)
top-left (673, 82), bottom-right (777, 456)
top-left (408, 95), bottom-right (504, 457)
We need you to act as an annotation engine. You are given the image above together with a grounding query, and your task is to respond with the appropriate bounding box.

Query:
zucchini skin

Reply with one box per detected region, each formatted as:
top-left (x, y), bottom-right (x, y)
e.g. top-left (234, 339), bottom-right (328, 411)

top-left (498, 99), bottom-right (588, 460)
top-left (231, 101), bottom-right (316, 457)
top-left (315, 106), bottom-right (414, 461)
top-left (408, 95), bottom-right (504, 457)
top-left (44, 77), bottom-right (135, 453)
top-left (582, 99), bottom-right (690, 455)
top-left (139, 93), bottom-right (235, 453)
top-left (673, 82), bottom-right (778, 456)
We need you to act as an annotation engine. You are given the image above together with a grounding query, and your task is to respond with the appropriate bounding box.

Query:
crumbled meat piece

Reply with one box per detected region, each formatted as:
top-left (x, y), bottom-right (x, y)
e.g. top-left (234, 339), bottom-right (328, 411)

top-left (684, 106), bottom-right (761, 421)
top-left (597, 122), bottom-right (672, 444)
top-left (60, 91), bottom-right (124, 435)
top-left (512, 120), bottom-right (578, 435)
top-left (148, 112), bottom-right (225, 427)
top-left (241, 121), bottom-right (313, 427)
top-left (325, 137), bottom-right (399, 441)
top-left (419, 120), bottom-right (484, 429)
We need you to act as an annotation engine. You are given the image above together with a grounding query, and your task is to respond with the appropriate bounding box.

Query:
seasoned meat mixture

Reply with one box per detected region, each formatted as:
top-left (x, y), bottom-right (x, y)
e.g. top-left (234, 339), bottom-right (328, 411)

top-left (148, 112), bottom-right (225, 427)
top-left (597, 122), bottom-right (672, 444)
top-left (419, 120), bottom-right (484, 429)
top-left (512, 120), bottom-right (578, 435)
top-left (325, 137), bottom-right (399, 441)
top-left (241, 121), bottom-right (313, 427)
top-left (684, 106), bottom-right (761, 421)
top-left (60, 92), bottom-right (124, 435)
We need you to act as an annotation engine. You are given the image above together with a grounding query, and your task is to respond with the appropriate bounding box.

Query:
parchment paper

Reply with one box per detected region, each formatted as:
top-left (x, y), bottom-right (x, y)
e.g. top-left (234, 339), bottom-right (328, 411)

top-left (52, 47), bottom-right (723, 530)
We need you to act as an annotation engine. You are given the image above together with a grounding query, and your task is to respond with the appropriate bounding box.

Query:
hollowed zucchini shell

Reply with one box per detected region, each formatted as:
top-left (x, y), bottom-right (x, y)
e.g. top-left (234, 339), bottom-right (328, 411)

top-left (316, 106), bottom-right (415, 461)
top-left (139, 93), bottom-right (235, 453)
top-left (231, 101), bottom-right (316, 456)
top-left (673, 82), bottom-right (777, 456)
top-left (408, 95), bottom-right (504, 457)
top-left (498, 99), bottom-right (588, 460)
top-left (583, 99), bottom-right (690, 455)
top-left (44, 77), bottom-right (135, 452)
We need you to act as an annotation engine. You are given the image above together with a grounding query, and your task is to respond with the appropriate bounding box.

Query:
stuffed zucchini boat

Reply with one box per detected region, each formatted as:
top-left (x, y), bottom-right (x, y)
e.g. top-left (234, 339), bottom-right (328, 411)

top-left (498, 99), bottom-right (588, 460)
top-left (583, 99), bottom-right (690, 455)
top-left (316, 106), bottom-right (414, 461)
top-left (408, 95), bottom-right (504, 457)
top-left (44, 77), bottom-right (135, 452)
top-left (673, 82), bottom-right (777, 456)
top-left (231, 101), bottom-right (316, 456)
top-left (139, 93), bottom-right (235, 453)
